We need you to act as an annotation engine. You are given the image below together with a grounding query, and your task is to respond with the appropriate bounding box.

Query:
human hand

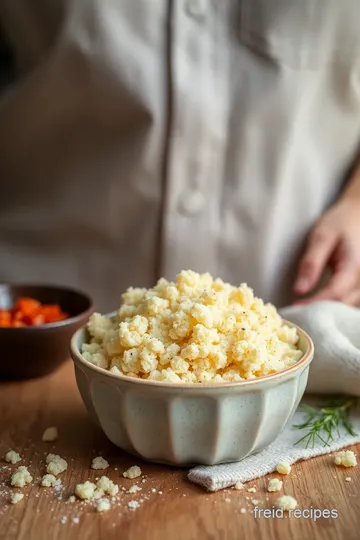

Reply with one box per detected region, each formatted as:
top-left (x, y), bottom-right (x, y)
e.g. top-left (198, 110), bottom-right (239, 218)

top-left (293, 198), bottom-right (360, 306)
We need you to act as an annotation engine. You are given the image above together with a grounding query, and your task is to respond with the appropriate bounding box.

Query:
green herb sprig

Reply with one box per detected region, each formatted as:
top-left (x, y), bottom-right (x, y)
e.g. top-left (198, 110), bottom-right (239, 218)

top-left (294, 398), bottom-right (358, 449)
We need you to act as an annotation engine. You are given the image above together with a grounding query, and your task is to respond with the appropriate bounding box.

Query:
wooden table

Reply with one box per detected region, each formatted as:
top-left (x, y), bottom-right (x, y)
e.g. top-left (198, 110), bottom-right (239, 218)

top-left (0, 361), bottom-right (359, 540)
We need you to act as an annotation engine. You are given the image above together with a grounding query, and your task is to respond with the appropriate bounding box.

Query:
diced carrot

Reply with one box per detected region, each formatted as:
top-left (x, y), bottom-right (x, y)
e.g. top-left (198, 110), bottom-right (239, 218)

top-left (14, 297), bottom-right (41, 317)
top-left (13, 321), bottom-right (25, 327)
top-left (13, 311), bottom-right (24, 321)
top-left (0, 310), bottom-right (11, 322)
top-left (42, 305), bottom-right (62, 319)
top-left (31, 314), bottom-right (45, 326)
top-left (1, 296), bottom-right (69, 327)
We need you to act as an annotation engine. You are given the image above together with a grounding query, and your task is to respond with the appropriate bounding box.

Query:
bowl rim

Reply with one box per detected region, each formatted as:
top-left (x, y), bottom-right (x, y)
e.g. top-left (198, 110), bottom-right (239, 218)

top-left (0, 283), bottom-right (93, 331)
top-left (70, 316), bottom-right (314, 389)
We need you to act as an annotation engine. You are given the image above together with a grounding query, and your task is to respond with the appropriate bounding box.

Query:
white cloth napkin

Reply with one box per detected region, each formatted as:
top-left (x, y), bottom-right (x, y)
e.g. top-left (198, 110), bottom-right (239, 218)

top-left (188, 301), bottom-right (360, 491)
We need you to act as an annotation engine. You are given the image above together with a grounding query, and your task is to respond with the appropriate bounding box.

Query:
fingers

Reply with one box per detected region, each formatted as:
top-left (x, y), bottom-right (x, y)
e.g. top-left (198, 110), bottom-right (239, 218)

top-left (294, 242), bottom-right (359, 305)
top-left (294, 226), bottom-right (338, 296)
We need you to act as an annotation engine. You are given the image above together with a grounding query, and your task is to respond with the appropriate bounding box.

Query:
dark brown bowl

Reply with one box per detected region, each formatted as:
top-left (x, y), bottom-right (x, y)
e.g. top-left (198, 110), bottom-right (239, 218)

top-left (0, 284), bottom-right (93, 380)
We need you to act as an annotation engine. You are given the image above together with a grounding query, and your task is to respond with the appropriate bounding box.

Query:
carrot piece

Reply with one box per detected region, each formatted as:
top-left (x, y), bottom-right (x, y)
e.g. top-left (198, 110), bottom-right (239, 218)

top-left (13, 311), bottom-right (24, 322)
top-left (14, 297), bottom-right (41, 317)
top-left (4, 297), bottom-right (69, 327)
top-left (0, 310), bottom-right (11, 321)
top-left (31, 313), bottom-right (45, 326)
top-left (42, 305), bottom-right (61, 318)
top-left (42, 305), bottom-right (68, 323)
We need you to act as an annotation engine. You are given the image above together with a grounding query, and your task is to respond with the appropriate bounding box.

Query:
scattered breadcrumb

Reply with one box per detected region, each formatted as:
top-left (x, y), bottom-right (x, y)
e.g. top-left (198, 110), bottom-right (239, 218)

top-left (334, 451), bottom-right (357, 468)
top-left (93, 489), bottom-right (105, 500)
top-left (42, 427), bottom-right (58, 442)
top-left (97, 499), bottom-right (111, 513)
top-left (75, 481), bottom-right (97, 500)
top-left (11, 466), bottom-right (33, 487)
top-left (128, 501), bottom-right (140, 510)
top-left (73, 517), bottom-right (80, 524)
top-left (68, 495), bottom-right (76, 503)
top-left (345, 477), bottom-right (352, 482)
top-left (5, 450), bottom-right (21, 464)
top-left (267, 478), bottom-right (283, 493)
top-left (240, 508), bottom-right (247, 514)
top-left (46, 454), bottom-right (67, 476)
top-left (123, 466), bottom-right (142, 479)
top-left (60, 516), bottom-right (68, 524)
top-left (275, 495), bottom-right (298, 511)
top-left (247, 486), bottom-right (256, 493)
top-left (234, 481), bottom-right (244, 490)
top-left (276, 462), bottom-right (291, 475)
top-left (10, 493), bottom-right (24, 504)
top-left (128, 485), bottom-right (142, 494)
top-left (41, 474), bottom-right (58, 487)
top-left (91, 456), bottom-right (109, 470)
top-left (97, 476), bottom-right (119, 497)
top-left (251, 499), bottom-right (259, 505)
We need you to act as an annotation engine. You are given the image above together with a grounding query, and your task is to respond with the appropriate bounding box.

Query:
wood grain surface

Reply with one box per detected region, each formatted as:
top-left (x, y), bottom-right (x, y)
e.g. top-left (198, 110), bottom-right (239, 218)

top-left (0, 360), bottom-right (359, 540)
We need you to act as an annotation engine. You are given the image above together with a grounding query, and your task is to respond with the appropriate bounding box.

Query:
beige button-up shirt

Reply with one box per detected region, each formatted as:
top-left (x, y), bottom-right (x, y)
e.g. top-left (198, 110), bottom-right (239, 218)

top-left (0, 1), bottom-right (360, 311)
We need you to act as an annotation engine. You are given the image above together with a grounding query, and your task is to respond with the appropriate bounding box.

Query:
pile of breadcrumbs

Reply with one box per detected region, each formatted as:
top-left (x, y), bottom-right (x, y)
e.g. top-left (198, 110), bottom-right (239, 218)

top-left (82, 270), bottom-right (303, 383)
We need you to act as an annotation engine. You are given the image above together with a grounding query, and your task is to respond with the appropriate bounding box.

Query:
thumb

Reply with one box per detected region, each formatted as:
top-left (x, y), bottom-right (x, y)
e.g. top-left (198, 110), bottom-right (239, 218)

top-left (294, 226), bottom-right (338, 295)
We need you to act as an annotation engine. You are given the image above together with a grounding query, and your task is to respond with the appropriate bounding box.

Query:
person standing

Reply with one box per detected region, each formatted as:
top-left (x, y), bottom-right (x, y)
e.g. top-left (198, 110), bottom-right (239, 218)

top-left (0, 1), bottom-right (360, 311)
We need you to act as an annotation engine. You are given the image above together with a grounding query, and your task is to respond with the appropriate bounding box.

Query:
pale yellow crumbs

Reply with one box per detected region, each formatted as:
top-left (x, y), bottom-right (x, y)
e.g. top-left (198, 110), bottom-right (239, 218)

top-left (82, 270), bottom-right (303, 383)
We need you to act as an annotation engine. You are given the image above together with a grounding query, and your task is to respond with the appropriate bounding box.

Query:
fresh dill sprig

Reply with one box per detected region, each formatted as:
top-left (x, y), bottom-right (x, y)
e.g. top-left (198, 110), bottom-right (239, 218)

top-left (294, 398), bottom-right (358, 449)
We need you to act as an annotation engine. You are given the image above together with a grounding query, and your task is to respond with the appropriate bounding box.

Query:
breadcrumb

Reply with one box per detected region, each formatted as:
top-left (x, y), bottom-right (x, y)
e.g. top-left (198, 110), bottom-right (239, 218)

top-left (91, 456), bottom-right (109, 470)
top-left (267, 478), bottom-right (283, 492)
top-left (123, 466), bottom-right (142, 479)
top-left (334, 450), bottom-right (357, 468)
top-left (10, 493), bottom-right (24, 504)
top-left (46, 454), bottom-right (67, 476)
top-left (128, 485), bottom-right (142, 494)
top-left (96, 476), bottom-right (119, 497)
top-left (75, 481), bottom-right (97, 500)
top-left (275, 495), bottom-right (297, 511)
top-left (41, 474), bottom-right (57, 487)
top-left (93, 489), bottom-right (105, 500)
top-left (96, 499), bottom-right (111, 513)
top-left (276, 462), bottom-right (291, 475)
top-left (11, 466), bottom-right (33, 487)
top-left (5, 450), bottom-right (21, 464)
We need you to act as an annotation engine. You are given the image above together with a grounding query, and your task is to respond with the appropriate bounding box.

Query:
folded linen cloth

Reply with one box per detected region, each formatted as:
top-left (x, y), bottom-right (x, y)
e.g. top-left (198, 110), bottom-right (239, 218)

top-left (188, 301), bottom-right (360, 491)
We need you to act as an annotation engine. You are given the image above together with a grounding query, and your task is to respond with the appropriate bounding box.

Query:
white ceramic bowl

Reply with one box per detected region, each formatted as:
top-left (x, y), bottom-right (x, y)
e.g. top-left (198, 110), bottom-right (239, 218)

top-left (70, 318), bottom-right (314, 466)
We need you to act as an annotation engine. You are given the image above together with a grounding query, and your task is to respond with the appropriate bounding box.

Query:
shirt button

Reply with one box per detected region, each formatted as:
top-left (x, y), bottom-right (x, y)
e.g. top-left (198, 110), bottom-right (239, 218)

top-left (184, 0), bottom-right (206, 19)
top-left (178, 189), bottom-right (206, 216)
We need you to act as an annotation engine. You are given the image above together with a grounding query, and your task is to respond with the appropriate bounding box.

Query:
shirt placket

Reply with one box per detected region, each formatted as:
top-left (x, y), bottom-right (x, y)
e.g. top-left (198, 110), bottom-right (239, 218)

top-left (159, 0), bottom-right (231, 282)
